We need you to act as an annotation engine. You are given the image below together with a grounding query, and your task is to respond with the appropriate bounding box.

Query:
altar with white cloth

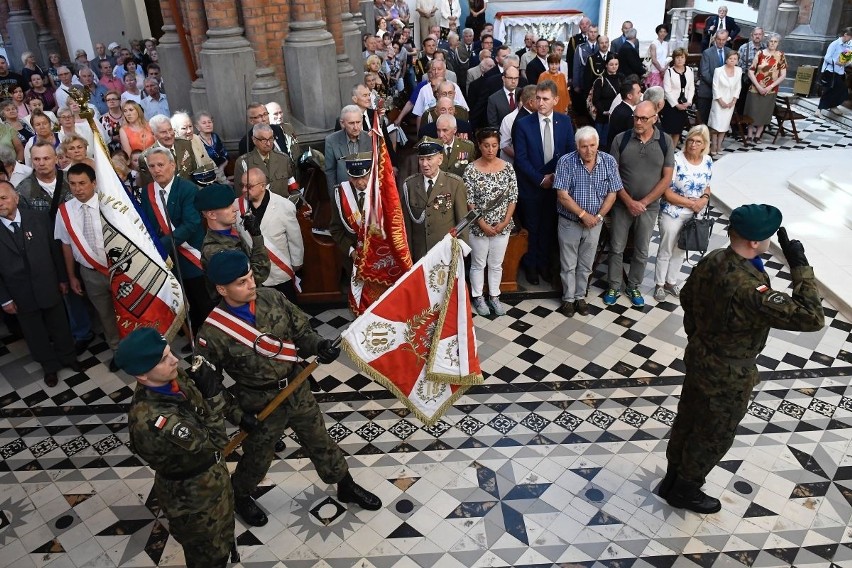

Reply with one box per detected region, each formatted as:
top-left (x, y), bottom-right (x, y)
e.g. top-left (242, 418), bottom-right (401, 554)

top-left (493, 10), bottom-right (585, 50)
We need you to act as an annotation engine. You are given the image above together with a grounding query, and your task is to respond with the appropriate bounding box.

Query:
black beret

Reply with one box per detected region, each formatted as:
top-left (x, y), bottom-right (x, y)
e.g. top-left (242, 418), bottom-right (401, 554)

top-left (194, 183), bottom-right (235, 211)
top-left (114, 327), bottom-right (167, 375)
top-left (417, 137), bottom-right (443, 156)
top-left (729, 204), bottom-right (782, 241)
top-left (207, 249), bottom-right (251, 285)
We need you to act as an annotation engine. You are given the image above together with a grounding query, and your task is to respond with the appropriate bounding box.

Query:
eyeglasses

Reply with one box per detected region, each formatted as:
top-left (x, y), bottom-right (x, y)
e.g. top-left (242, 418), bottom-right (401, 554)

top-left (633, 115), bottom-right (655, 122)
top-left (105, 97), bottom-right (120, 102)
top-left (241, 181), bottom-right (264, 189)
top-left (249, 112), bottom-right (270, 120)
top-left (253, 136), bottom-right (274, 142)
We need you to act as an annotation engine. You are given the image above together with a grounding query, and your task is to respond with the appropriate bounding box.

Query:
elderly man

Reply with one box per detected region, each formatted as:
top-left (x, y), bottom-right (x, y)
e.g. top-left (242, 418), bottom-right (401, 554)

top-left (16, 142), bottom-right (72, 219)
top-left (418, 96), bottom-right (473, 139)
top-left (77, 67), bottom-right (109, 115)
top-left (400, 139), bottom-right (468, 261)
top-left (661, 208), bottom-right (823, 514)
top-left (737, 27), bottom-right (766, 115)
top-left (54, 66), bottom-right (81, 110)
top-left (617, 29), bottom-right (644, 79)
top-left (329, 154), bottom-right (372, 269)
top-left (266, 101), bottom-right (285, 125)
top-left (54, 163), bottom-right (122, 369)
top-left (235, 123), bottom-right (299, 199)
top-left (435, 115), bottom-right (475, 176)
top-left (466, 50), bottom-right (493, 91)
top-left (323, 105), bottom-right (372, 197)
top-left (197, 249), bottom-right (381, 527)
top-left (553, 127), bottom-right (621, 317)
top-left (611, 21), bottom-right (634, 54)
top-left (499, 84), bottom-right (537, 164)
top-left (140, 147), bottom-right (211, 337)
top-left (237, 102), bottom-right (301, 167)
top-left (0, 145), bottom-right (31, 188)
top-left (350, 84), bottom-right (398, 164)
top-left (643, 85), bottom-right (665, 114)
top-left (0, 180), bottom-right (81, 387)
top-left (702, 5), bottom-right (740, 50)
top-left (138, 114), bottom-right (198, 186)
top-left (486, 64), bottom-right (521, 128)
top-left (89, 43), bottom-right (116, 77)
top-left (140, 78), bottom-right (170, 119)
top-left (697, 30), bottom-right (732, 124)
top-left (238, 168), bottom-right (304, 302)
top-left (605, 101), bottom-right (674, 308)
top-left (471, 53), bottom-right (527, 129)
top-left (566, 16), bottom-right (592, 81)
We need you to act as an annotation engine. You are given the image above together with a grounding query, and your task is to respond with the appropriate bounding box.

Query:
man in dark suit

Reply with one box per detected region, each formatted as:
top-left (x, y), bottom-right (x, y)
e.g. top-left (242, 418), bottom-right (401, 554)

top-left (617, 29), bottom-right (644, 79)
top-left (516, 33), bottom-right (535, 58)
top-left (513, 80), bottom-right (576, 285)
top-left (565, 16), bottom-right (592, 86)
top-left (0, 181), bottom-right (80, 387)
top-left (486, 66), bottom-right (521, 127)
top-left (471, 53), bottom-right (528, 129)
top-left (323, 105), bottom-right (372, 198)
top-left (238, 103), bottom-right (301, 171)
top-left (572, 26), bottom-right (599, 117)
top-left (702, 5), bottom-right (740, 50)
top-left (89, 42), bottom-right (117, 78)
top-left (608, 78), bottom-right (643, 149)
top-left (140, 147), bottom-right (211, 338)
top-left (418, 97), bottom-right (473, 139)
top-left (525, 38), bottom-right (552, 86)
top-left (697, 30), bottom-right (733, 125)
top-left (585, 36), bottom-right (615, 91)
top-left (611, 21), bottom-right (633, 55)
top-left (137, 115), bottom-right (198, 187)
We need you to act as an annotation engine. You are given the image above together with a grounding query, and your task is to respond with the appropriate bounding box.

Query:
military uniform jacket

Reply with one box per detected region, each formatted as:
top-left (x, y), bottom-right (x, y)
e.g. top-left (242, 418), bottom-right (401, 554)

top-left (681, 248), bottom-right (824, 389)
top-left (201, 228), bottom-right (271, 289)
top-left (127, 371), bottom-right (229, 517)
top-left (234, 149), bottom-right (298, 199)
top-left (196, 288), bottom-right (323, 416)
top-left (401, 171), bottom-right (468, 260)
top-left (439, 137), bottom-right (476, 178)
top-left (137, 139), bottom-right (199, 187)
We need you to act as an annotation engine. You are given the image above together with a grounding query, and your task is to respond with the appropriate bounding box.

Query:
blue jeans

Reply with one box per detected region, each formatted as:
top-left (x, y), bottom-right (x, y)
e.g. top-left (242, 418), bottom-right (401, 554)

top-left (63, 292), bottom-right (93, 342)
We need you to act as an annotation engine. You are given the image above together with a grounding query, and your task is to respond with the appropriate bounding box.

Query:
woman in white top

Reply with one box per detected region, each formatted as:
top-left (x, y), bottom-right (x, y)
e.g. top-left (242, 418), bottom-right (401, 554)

top-left (645, 24), bottom-right (670, 88)
top-left (120, 73), bottom-right (144, 105)
top-left (707, 51), bottom-right (742, 156)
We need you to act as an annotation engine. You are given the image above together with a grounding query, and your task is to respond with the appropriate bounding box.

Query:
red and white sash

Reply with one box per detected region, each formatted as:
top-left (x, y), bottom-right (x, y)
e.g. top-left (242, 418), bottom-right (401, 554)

top-left (335, 181), bottom-right (364, 235)
top-left (237, 198), bottom-right (301, 290)
top-left (204, 307), bottom-right (302, 362)
top-left (58, 202), bottom-right (109, 275)
top-left (146, 183), bottom-right (203, 270)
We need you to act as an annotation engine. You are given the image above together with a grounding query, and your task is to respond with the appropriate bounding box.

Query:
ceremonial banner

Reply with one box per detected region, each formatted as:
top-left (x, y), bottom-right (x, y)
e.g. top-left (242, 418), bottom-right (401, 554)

top-left (342, 234), bottom-right (483, 425)
top-left (350, 109), bottom-right (412, 314)
top-left (91, 138), bottom-right (187, 339)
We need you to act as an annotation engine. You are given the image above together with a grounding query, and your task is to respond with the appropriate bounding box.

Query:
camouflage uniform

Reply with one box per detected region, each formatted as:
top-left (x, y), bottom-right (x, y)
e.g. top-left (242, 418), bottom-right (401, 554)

top-left (667, 248), bottom-right (824, 484)
top-left (201, 228), bottom-right (271, 296)
top-left (127, 372), bottom-right (234, 568)
top-left (196, 288), bottom-right (348, 499)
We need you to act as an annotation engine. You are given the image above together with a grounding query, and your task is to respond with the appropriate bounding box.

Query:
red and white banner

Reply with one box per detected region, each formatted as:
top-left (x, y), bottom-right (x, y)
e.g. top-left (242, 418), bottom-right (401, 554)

top-left (341, 234), bottom-right (483, 425)
top-left (91, 133), bottom-right (186, 339)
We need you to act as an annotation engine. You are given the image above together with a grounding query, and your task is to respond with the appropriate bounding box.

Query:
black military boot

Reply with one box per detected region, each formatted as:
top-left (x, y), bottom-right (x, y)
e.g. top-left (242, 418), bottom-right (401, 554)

top-left (234, 494), bottom-right (268, 526)
top-left (656, 466), bottom-right (677, 499)
top-left (665, 476), bottom-right (721, 514)
top-left (337, 472), bottom-right (382, 511)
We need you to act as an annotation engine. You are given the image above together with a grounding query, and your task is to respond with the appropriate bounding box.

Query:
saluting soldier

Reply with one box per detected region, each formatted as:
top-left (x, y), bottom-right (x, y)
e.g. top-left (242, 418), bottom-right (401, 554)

top-left (116, 327), bottom-right (239, 568)
top-left (196, 250), bottom-right (382, 527)
top-left (661, 204), bottom-right (825, 514)
top-left (400, 139), bottom-right (469, 261)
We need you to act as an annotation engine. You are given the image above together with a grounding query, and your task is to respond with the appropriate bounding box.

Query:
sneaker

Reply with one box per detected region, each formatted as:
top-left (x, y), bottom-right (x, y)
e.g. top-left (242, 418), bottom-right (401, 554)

top-left (627, 288), bottom-right (645, 307)
top-left (471, 296), bottom-right (490, 316)
top-left (574, 299), bottom-right (589, 316)
top-left (603, 288), bottom-right (619, 305)
top-left (488, 296), bottom-right (507, 316)
top-left (664, 283), bottom-right (681, 298)
top-left (557, 301), bottom-right (574, 317)
top-left (654, 285), bottom-right (666, 302)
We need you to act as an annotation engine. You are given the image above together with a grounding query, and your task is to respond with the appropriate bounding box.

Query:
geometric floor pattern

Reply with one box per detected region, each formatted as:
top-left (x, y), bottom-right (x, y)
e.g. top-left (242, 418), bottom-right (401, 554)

top-left (2, 116), bottom-right (852, 568)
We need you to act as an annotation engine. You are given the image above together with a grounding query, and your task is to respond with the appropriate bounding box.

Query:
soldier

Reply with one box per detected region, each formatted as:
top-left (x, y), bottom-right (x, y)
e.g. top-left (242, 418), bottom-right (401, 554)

top-left (196, 250), bottom-right (382, 526)
top-left (400, 139), bottom-right (468, 261)
top-left (329, 153), bottom-right (373, 266)
top-left (116, 327), bottom-right (244, 568)
top-left (661, 205), bottom-right (824, 514)
top-left (434, 115), bottom-right (476, 177)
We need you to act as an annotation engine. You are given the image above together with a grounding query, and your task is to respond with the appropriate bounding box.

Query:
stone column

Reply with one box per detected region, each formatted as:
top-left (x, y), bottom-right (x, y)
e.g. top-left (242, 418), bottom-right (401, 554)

top-left (43, 0), bottom-right (68, 61)
top-left (361, 0), bottom-right (376, 34)
top-left (200, 0), bottom-right (257, 147)
top-left (341, 1), bottom-right (363, 71)
top-left (0, 1), bottom-right (12, 68)
top-left (5, 0), bottom-right (39, 71)
top-left (350, 0), bottom-right (366, 32)
top-left (774, 0), bottom-right (800, 38)
top-left (284, 0), bottom-right (340, 130)
top-left (27, 0), bottom-right (61, 67)
top-left (757, 0), bottom-right (781, 32)
top-left (189, 70), bottom-right (208, 116)
top-left (327, 0), bottom-right (359, 105)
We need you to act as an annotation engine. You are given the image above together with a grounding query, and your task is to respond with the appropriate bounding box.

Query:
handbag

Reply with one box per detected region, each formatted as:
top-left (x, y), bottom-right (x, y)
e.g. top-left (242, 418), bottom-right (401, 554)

top-left (819, 70), bottom-right (835, 89)
top-left (677, 203), bottom-right (714, 259)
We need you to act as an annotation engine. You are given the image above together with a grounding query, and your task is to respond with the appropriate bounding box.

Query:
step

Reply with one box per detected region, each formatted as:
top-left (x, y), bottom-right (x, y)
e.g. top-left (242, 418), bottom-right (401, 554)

top-left (819, 165), bottom-right (852, 197)
top-left (787, 167), bottom-right (852, 231)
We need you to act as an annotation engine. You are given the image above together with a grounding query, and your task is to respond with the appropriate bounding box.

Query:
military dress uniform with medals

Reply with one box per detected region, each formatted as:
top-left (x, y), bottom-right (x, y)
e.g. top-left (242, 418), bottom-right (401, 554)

top-left (329, 154), bottom-right (373, 260)
top-left (439, 136), bottom-right (476, 178)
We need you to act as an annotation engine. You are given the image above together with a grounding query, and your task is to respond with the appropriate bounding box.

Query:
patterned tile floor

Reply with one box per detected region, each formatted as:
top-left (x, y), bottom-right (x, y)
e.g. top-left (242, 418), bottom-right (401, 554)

top-left (1, 110), bottom-right (851, 568)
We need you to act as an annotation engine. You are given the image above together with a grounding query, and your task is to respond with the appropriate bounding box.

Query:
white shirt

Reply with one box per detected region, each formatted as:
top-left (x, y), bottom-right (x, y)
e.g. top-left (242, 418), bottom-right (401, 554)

top-left (9, 163), bottom-right (33, 188)
top-left (412, 80), bottom-right (469, 116)
top-left (498, 108), bottom-right (519, 164)
top-left (1, 210), bottom-right (22, 232)
top-left (423, 173), bottom-right (440, 189)
top-left (37, 177), bottom-right (57, 197)
top-left (54, 194), bottom-right (106, 268)
top-left (154, 177), bottom-right (175, 202)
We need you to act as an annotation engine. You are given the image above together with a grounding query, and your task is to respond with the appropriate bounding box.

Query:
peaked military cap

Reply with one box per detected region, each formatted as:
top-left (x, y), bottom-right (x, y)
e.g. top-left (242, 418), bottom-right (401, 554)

top-left (207, 249), bottom-right (251, 285)
top-left (729, 204), bottom-right (782, 241)
top-left (417, 138), bottom-right (443, 156)
top-left (194, 183), bottom-right (235, 212)
top-left (343, 152), bottom-right (373, 178)
top-left (114, 327), bottom-right (168, 375)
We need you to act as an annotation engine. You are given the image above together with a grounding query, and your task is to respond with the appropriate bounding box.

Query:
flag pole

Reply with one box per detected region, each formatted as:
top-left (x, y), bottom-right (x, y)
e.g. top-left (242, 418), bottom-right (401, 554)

top-left (222, 336), bottom-right (342, 457)
top-left (451, 210), bottom-right (481, 237)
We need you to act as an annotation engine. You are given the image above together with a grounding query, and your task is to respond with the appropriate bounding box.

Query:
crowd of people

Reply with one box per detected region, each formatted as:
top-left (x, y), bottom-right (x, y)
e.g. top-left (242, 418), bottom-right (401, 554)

top-left (0, 6), bottom-right (844, 564)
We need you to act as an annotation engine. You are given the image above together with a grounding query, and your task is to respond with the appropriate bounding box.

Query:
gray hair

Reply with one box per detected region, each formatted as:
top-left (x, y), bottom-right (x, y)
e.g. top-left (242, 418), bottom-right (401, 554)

top-left (0, 145), bottom-right (16, 166)
top-left (462, 28), bottom-right (474, 37)
top-left (435, 114), bottom-right (457, 129)
top-left (143, 77), bottom-right (159, 88)
top-left (767, 32), bottom-right (782, 43)
top-left (478, 49), bottom-right (491, 61)
top-left (447, 32), bottom-right (459, 42)
top-left (643, 86), bottom-right (665, 106)
top-left (625, 29), bottom-right (637, 40)
top-left (340, 104), bottom-right (362, 121)
top-left (574, 126), bottom-right (599, 145)
top-left (20, 51), bottom-right (34, 65)
top-left (148, 114), bottom-right (172, 131)
top-left (252, 123), bottom-right (273, 137)
top-left (170, 111), bottom-right (192, 129)
top-left (503, 54), bottom-right (520, 67)
top-left (143, 146), bottom-right (175, 164)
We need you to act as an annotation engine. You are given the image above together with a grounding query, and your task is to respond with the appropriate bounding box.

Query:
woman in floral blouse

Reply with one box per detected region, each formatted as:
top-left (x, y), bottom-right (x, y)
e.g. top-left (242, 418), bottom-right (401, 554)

top-left (654, 125), bottom-right (712, 302)
top-left (744, 33), bottom-right (787, 143)
top-left (463, 128), bottom-right (517, 317)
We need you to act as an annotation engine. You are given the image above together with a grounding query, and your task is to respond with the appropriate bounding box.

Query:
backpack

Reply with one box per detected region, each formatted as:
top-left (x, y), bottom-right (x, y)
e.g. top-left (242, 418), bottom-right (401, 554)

top-left (618, 128), bottom-right (669, 156)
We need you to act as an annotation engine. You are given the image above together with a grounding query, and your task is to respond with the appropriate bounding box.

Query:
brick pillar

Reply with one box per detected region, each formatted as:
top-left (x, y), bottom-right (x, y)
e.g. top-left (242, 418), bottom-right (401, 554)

top-left (240, 0), bottom-right (287, 112)
top-left (341, 0), bottom-right (363, 74)
top-left (327, 0), bottom-right (358, 104)
top-left (350, 0), bottom-right (366, 31)
top-left (182, 0), bottom-right (206, 70)
top-left (285, 0), bottom-right (341, 130)
top-left (200, 0), bottom-right (257, 147)
top-left (43, 0), bottom-right (68, 61)
top-left (28, 0), bottom-right (61, 68)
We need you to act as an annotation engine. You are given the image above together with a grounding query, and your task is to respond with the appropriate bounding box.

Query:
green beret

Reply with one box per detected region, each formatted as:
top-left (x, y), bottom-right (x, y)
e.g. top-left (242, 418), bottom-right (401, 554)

top-left (417, 137), bottom-right (443, 156)
top-left (114, 327), bottom-right (167, 375)
top-left (207, 249), bottom-right (250, 285)
top-left (729, 204), bottom-right (782, 241)
top-left (194, 183), bottom-right (236, 212)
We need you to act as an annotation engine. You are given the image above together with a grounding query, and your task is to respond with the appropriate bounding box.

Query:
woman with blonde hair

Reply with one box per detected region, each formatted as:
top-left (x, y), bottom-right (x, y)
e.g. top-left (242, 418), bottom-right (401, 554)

top-left (61, 134), bottom-right (95, 168)
top-left (654, 124), bottom-right (713, 302)
top-left (56, 106), bottom-right (96, 159)
top-left (119, 100), bottom-right (154, 155)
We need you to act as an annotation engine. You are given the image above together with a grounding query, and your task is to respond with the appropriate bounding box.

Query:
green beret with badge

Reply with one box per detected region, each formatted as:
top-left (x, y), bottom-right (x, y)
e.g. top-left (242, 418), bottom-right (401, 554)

top-left (114, 327), bottom-right (168, 375)
top-left (728, 204), bottom-right (782, 241)
top-left (207, 249), bottom-right (251, 285)
top-left (194, 183), bottom-right (236, 212)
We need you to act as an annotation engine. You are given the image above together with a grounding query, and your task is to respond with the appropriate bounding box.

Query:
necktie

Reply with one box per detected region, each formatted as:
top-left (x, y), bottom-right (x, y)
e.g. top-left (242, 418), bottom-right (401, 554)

top-left (81, 203), bottom-right (97, 247)
top-left (508, 91), bottom-right (516, 111)
top-left (542, 117), bottom-right (553, 163)
top-left (9, 221), bottom-right (23, 248)
top-left (718, 49), bottom-right (724, 65)
top-left (170, 147), bottom-right (176, 160)
top-left (427, 179), bottom-right (434, 195)
top-left (357, 190), bottom-right (365, 212)
top-left (10, 221), bottom-right (19, 233)
top-left (445, 146), bottom-right (452, 158)
top-left (719, 18), bottom-right (725, 31)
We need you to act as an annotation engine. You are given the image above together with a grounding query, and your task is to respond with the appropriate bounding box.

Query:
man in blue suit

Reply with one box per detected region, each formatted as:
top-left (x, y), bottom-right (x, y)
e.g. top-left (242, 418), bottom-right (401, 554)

top-left (141, 147), bottom-right (212, 339)
top-left (513, 80), bottom-right (576, 285)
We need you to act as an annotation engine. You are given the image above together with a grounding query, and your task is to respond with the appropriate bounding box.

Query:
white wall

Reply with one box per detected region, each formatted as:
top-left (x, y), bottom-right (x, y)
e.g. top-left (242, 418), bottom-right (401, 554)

top-left (693, 0), bottom-right (758, 23)
top-left (56, 0), bottom-right (152, 60)
top-left (602, 0), bottom-right (667, 56)
top-left (56, 0), bottom-right (95, 59)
